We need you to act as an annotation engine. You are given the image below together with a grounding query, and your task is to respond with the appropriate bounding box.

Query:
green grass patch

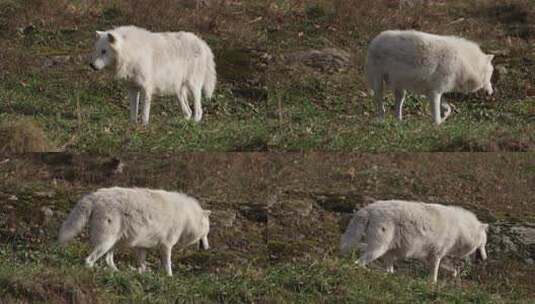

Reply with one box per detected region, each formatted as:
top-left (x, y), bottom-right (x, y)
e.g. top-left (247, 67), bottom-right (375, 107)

top-left (0, 244), bottom-right (521, 303)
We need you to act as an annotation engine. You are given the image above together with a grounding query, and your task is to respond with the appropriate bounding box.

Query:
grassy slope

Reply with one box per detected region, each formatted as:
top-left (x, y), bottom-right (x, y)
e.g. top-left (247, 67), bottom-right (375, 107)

top-left (1, 0), bottom-right (534, 152)
top-left (267, 0), bottom-right (535, 151)
top-left (0, 248), bottom-right (504, 304)
top-left (0, 154), bottom-right (534, 303)
top-left (0, 0), bottom-right (270, 152)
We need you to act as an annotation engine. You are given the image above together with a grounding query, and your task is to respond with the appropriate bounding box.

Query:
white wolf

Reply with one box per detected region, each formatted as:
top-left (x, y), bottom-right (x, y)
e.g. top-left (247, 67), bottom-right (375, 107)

top-left (58, 187), bottom-right (211, 276)
top-left (366, 30), bottom-right (495, 125)
top-left (340, 200), bottom-right (488, 283)
top-left (90, 25), bottom-right (217, 125)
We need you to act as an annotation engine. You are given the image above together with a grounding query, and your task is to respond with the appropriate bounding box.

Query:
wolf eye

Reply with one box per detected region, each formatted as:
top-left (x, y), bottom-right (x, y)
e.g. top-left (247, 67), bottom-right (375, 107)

top-left (101, 50), bottom-right (107, 55)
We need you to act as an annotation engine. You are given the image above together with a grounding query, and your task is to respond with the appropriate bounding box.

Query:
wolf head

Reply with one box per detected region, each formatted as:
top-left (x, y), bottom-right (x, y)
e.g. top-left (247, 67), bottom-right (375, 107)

top-left (90, 31), bottom-right (118, 71)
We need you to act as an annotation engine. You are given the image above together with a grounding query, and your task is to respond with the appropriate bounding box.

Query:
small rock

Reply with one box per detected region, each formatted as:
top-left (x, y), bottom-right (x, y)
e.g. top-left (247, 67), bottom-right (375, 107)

top-left (41, 206), bottom-right (53, 217)
top-left (78, 54), bottom-right (88, 62)
top-left (399, 0), bottom-right (425, 7)
top-left (315, 195), bottom-right (355, 213)
top-left (8, 195), bottom-right (18, 201)
top-left (496, 64), bottom-right (508, 76)
top-left (284, 48), bottom-right (352, 72)
top-left (214, 210), bottom-right (236, 228)
top-left (35, 191), bottom-right (55, 198)
top-left (511, 225), bottom-right (535, 246)
top-left (266, 193), bottom-right (279, 208)
top-left (179, 0), bottom-right (214, 8)
top-left (17, 24), bottom-right (35, 35)
top-left (41, 55), bottom-right (71, 69)
top-left (497, 234), bottom-right (518, 253)
top-left (286, 199), bottom-right (314, 217)
top-left (41, 206), bottom-right (54, 225)
top-left (239, 204), bottom-right (267, 223)
top-left (525, 258), bottom-right (534, 265)
top-left (102, 157), bottom-right (124, 176)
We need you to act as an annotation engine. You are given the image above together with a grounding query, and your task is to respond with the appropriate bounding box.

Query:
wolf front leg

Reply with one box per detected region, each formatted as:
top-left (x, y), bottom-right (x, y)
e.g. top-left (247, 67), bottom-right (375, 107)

top-left (191, 86), bottom-right (203, 122)
top-left (160, 244), bottom-right (173, 277)
top-left (429, 255), bottom-right (442, 283)
top-left (141, 88), bottom-right (153, 126)
top-left (394, 89), bottom-right (406, 121)
top-left (128, 87), bottom-right (141, 123)
top-left (429, 92), bottom-right (444, 125)
top-left (201, 235), bottom-right (210, 250)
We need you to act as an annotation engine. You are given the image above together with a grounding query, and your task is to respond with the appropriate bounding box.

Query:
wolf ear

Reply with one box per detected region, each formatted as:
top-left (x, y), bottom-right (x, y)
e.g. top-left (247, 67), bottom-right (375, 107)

top-left (487, 54), bottom-right (495, 62)
top-left (482, 223), bottom-right (489, 232)
top-left (203, 210), bottom-right (212, 217)
top-left (107, 33), bottom-right (116, 44)
top-left (96, 31), bottom-right (105, 39)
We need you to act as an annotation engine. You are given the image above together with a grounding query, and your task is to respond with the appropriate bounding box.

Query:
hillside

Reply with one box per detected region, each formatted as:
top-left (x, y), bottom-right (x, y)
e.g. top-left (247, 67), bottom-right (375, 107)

top-left (0, 0), bottom-right (534, 152)
top-left (0, 154), bottom-right (534, 303)
top-left (268, 0), bottom-right (535, 151)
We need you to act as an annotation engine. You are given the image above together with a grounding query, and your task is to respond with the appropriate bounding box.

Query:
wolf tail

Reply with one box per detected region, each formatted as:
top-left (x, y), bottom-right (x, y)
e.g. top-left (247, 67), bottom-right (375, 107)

top-left (340, 208), bottom-right (369, 256)
top-left (365, 51), bottom-right (383, 97)
top-left (58, 195), bottom-right (95, 245)
top-left (202, 49), bottom-right (217, 99)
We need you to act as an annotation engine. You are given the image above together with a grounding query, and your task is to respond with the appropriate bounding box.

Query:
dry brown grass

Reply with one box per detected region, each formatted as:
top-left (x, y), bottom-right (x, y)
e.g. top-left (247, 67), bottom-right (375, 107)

top-left (0, 117), bottom-right (55, 153)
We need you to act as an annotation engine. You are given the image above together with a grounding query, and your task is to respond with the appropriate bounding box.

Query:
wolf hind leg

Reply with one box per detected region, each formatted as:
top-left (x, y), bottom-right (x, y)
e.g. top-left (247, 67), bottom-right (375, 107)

top-left (85, 238), bottom-right (117, 268)
top-left (439, 258), bottom-right (458, 278)
top-left (426, 254), bottom-right (443, 283)
top-left (177, 86), bottom-right (192, 120)
top-left (86, 215), bottom-right (120, 269)
top-left (191, 85), bottom-right (203, 122)
top-left (382, 251), bottom-right (398, 273)
top-left (373, 77), bottom-right (385, 121)
top-left (128, 87), bottom-right (141, 123)
top-left (441, 100), bottom-right (452, 121)
top-left (105, 250), bottom-right (118, 271)
top-left (135, 248), bottom-right (147, 273)
top-left (428, 93), bottom-right (444, 125)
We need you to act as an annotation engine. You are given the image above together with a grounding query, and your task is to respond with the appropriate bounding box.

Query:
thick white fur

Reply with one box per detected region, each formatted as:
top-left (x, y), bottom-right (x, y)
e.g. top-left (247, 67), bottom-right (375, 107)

top-left (59, 187), bottom-right (211, 276)
top-left (340, 200), bottom-right (488, 283)
top-left (90, 25), bottom-right (217, 125)
top-left (366, 30), bottom-right (495, 125)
